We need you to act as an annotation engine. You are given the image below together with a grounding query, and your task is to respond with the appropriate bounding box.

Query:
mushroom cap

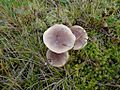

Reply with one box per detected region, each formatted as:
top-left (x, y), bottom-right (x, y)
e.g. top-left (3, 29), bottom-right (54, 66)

top-left (70, 25), bottom-right (88, 50)
top-left (46, 49), bottom-right (69, 67)
top-left (43, 24), bottom-right (76, 53)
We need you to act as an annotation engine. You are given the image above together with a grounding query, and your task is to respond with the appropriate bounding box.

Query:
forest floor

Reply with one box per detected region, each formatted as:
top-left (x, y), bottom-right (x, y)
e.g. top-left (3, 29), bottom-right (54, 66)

top-left (0, 0), bottom-right (120, 90)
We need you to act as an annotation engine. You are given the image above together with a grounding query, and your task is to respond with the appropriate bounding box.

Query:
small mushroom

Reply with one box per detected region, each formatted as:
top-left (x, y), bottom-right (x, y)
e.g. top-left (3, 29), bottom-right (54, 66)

top-left (46, 49), bottom-right (69, 67)
top-left (43, 24), bottom-right (76, 53)
top-left (70, 25), bottom-right (88, 50)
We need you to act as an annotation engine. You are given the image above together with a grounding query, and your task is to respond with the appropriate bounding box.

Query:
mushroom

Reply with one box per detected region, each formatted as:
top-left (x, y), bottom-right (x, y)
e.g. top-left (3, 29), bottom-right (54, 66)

top-left (43, 24), bottom-right (76, 53)
top-left (46, 49), bottom-right (69, 67)
top-left (70, 25), bottom-right (88, 50)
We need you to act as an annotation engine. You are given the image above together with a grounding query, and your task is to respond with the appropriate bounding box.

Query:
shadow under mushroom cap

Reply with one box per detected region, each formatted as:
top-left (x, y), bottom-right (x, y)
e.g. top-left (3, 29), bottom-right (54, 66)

top-left (46, 49), bottom-right (69, 67)
top-left (70, 25), bottom-right (88, 50)
top-left (43, 24), bottom-right (76, 53)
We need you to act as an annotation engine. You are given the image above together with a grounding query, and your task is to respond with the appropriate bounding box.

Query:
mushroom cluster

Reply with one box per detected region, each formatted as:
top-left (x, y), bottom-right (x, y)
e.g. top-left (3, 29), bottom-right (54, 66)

top-left (43, 24), bottom-right (88, 67)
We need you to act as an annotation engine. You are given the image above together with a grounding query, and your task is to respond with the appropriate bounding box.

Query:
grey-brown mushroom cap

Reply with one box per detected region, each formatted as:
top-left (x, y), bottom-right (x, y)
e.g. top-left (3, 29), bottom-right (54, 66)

top-left (43, 24), bottom-right (76, 53)
top-left (46, 49), bottom-right (69, 67)
top-left (70, 25), bottom-right (88, 50)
